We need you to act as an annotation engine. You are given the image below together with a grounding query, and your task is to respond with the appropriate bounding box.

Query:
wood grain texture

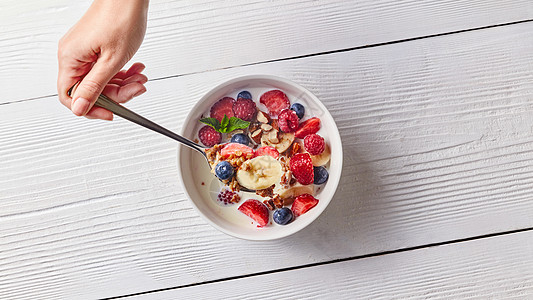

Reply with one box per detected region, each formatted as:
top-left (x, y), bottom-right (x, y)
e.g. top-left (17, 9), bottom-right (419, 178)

top-left (1, 0), bottom-right (532, 102)
top-left (1, 21), bottom-right (533, 299)
top-left (136, 230), bottom-right (533, 299)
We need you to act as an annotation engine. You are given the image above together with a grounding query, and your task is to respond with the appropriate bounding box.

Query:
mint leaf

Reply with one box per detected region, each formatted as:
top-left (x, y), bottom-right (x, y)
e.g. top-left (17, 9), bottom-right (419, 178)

top-left (199, 117), bottom-right (221, 131)
top-left (220, 114), bottom-right (230, 132)
top-left (227, 117), bottom-right (250, 132)
top-left (200, 115), bottom-right (249, 133)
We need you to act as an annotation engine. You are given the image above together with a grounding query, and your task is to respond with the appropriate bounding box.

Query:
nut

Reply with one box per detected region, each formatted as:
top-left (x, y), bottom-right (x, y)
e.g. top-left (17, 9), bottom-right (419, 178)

top-left (279, 156), bottom-right (290, 171)
top-left (267, 130), bottom-right (279, 143)
top-left (256, 185), bottom-right (275, 198)
top-left (256, 111), bottom-right (271, 124)
top-left (249, 122), bottom-right (261, 133)
top-left (229, 177), bottom-right (239, 191)
top-left (289, 177), bottom-right (297, 186)
top-left (287, 142), bottom-right (301, 157)
top-left (261, 123), bottom-right (273, 132)
top-left (280, 170), bottom-right (292, 188)
top-left (271, 119), bottom-right (279, 131)
top-left (263, 199), bottom-right (275, 210)
top-left (250, 129), bottom-right (263, 144)
top-left (272, 195), bottom-right (284, 208)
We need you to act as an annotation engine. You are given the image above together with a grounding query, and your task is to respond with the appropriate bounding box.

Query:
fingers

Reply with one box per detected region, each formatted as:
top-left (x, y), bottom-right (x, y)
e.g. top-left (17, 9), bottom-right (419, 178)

top-left (108, 73), bottom-right (148, 86)
top-left (84, 80), bottom-right (146, 121)
top-left (58, 60), bottom-right (147, 121)
top-left (85, 106), bottom-right (114, 121)
top-left (125, 62), bottom-right (145, 77)
top-left (104, 64), bottom-right (147, 103)
top-left (112, 63), bottom-right (145, 80)
top-left (103, 81), bottom-right (147, 103)
top-left (57, 61), bottom-right (94, 110)
top-left (71, 57), bottom-right (122, 116)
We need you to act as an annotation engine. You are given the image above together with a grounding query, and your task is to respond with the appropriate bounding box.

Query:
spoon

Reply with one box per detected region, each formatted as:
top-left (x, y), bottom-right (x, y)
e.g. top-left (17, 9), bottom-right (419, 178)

top-left (69, 87), bottom-right (255, 192)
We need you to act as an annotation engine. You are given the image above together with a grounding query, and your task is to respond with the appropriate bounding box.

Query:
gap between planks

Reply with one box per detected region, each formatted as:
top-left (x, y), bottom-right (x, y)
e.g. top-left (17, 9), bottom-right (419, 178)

top-left (104, 225), bottom-right (533, 300)
top-left (0, 18), bottom-right (531, 107)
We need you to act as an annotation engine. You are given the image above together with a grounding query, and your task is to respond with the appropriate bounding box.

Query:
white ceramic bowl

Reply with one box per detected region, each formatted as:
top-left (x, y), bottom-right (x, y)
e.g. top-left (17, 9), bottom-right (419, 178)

top-left (177, 75), bottom-right (343, 240)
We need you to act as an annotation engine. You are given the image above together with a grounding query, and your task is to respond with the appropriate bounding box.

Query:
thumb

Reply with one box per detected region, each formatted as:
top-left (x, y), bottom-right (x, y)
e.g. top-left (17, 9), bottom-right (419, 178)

top-left (71, 58), bottom-right (121, 116)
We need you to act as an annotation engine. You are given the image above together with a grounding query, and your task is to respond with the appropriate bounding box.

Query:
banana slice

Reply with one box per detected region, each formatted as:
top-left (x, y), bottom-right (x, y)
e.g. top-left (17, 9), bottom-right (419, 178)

top-left (261, 132), bottom-right (295, 153)
top-left (236, 156), bottom-right (282, 190)
top-left (310, 143), bottom-right (331, 166)
top-left (274, 183), bottom-right (314, 204)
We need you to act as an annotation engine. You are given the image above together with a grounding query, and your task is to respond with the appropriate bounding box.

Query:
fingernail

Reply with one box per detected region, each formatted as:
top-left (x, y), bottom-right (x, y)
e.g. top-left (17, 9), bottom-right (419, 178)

top-left (72, 98), bottom-right (90, 116)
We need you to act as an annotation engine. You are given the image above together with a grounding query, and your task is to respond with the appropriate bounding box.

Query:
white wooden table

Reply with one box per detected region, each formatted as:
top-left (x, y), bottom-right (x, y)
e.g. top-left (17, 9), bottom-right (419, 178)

top-left (2, 1), bottom-right (533, 299)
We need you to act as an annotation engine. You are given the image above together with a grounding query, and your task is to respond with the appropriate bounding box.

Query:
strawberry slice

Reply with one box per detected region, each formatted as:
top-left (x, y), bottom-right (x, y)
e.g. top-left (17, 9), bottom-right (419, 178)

top-left (254, 146), bottom-right (279, 159)
top-left (221, 143), bottom-right (254, 158)
top-left (291, 194), bottom-right (319, 217)
top-left (289, 153), bottom-right (314, 185)
top-left (259, 90), bottom-right (290, 116)
top-left (295, 117), bottom-right (321, 139)
top-left (238, 199), bottom-right (270, 227)
top-left (210, 97), bottom-right (235, 122)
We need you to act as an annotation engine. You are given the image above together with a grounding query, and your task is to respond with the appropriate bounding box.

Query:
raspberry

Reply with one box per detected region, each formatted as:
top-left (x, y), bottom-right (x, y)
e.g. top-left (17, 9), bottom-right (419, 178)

top-left (210, 97), bottom-right (235, 122)
top-left (259, 90), bottom-right (290, 116)
top-left (217, 189), bottom-right (240, 205)
top-left (277, 109), bottom-right (299, 133)
top-left (289, 153), bottom-right (314, 185)
top-left (198, 125), bottom-right (222, 147)
top-left (295, 117), bottom-right (321, 139)
top-left (304, 134), bottom-right (325, 155)
top-left (232, 98), bottom-right (256, 121)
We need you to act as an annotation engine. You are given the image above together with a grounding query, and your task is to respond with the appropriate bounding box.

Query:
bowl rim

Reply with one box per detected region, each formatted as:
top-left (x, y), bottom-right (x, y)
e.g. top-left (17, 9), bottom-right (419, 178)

top-left (177, 74), bottom-right (343, 240)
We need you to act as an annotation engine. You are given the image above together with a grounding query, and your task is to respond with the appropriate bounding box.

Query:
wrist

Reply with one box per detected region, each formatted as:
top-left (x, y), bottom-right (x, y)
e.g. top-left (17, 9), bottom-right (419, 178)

top-left (92, 0), bottom-right (149, 15)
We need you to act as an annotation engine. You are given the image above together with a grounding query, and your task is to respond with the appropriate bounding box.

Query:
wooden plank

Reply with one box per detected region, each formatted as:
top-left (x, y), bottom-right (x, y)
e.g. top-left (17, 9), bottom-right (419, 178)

top-left (1, 0), bottom-right (532, 102)
top-left (1, 22), bottom-right (533, 298)
top-left (135, 230), bottom-right (533, 299)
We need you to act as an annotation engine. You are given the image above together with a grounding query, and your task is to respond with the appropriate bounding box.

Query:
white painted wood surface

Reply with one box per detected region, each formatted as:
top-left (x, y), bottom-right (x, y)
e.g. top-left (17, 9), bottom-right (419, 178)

top-left (135, 230), bottom-right (533, 299)
top-left (1, 1), bottom-right (533, 299)
top-left (1, 0), bottom-right (532, 102)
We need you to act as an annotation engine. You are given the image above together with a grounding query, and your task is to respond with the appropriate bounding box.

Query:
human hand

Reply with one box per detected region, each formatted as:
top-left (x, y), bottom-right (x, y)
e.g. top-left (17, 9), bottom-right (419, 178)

top-left (57, 0), bottom-right (149, 120)
top-left (69, 62), bottom-right (148, 120)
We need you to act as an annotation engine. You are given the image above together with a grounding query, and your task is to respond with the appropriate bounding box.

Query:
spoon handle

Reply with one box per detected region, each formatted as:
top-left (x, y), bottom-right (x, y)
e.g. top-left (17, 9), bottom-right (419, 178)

top-left (95, 94), bottom-right (206, 154)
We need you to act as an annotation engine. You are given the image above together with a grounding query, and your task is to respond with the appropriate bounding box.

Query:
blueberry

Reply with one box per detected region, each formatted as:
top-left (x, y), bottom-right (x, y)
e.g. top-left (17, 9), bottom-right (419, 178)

top-left (273, 207), bottom-right (293, 225)
top-left (290, 103), bottom-right (305, 119)
top-left (313, 166), bottom-right (329, 185)
top-left (230, 133), bottom-right (250, 146)
top-left (237, 90), bottom-right (252, 100)
top-left (215, 161), bottom-right (234, 180)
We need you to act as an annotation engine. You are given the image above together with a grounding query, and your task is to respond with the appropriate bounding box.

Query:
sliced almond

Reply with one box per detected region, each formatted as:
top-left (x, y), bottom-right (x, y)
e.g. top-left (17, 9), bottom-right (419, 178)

top-left (268, 130), bottom-right (279, 143)
top-left (261, 123), bottom-right (273, 132)
top-left (249, 122), bottom-right (261, 133)
top-left (250, 129), bottom-right (263, 144)
top-left (256, 111), bottom-right (271, 124)
top-left (261, 132), bottom-right (295, 153)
